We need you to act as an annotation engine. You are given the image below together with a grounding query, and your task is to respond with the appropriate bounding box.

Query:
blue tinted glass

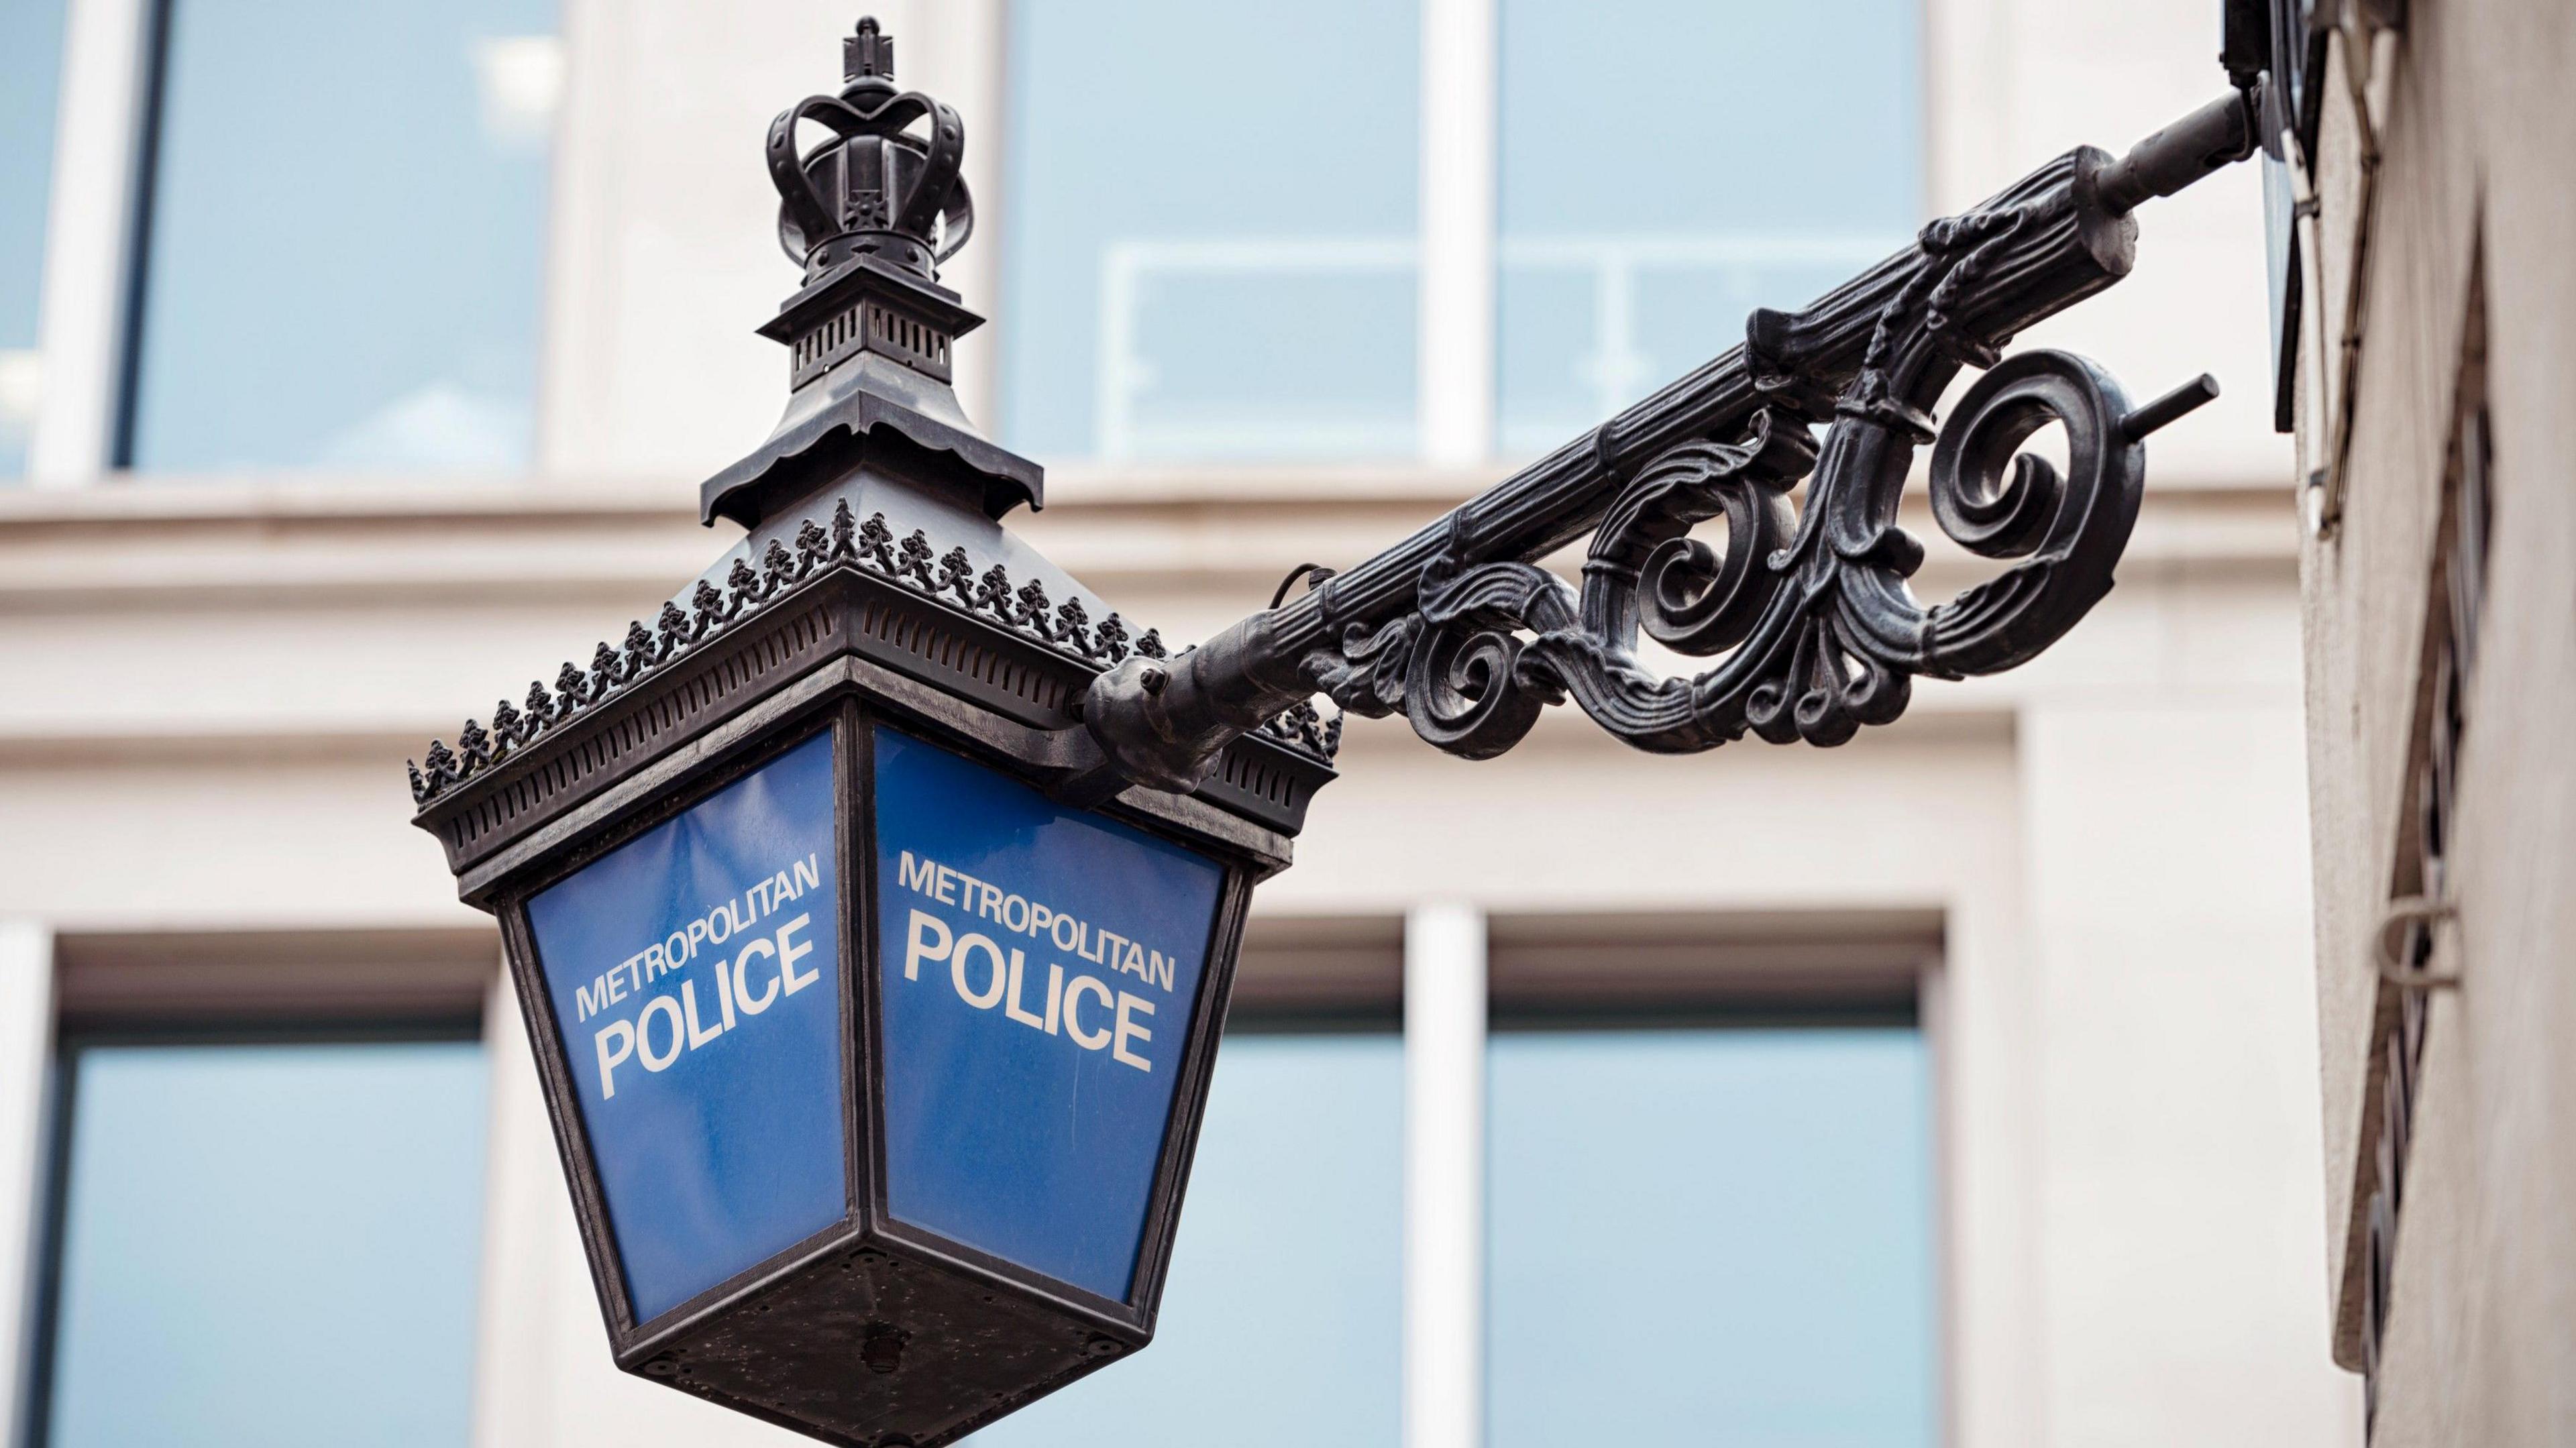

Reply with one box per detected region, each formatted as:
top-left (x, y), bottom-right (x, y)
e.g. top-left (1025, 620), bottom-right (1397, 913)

top-left (45, 1041), bottom-right (488, 1448)
top-left (126, 0), bottom-right (557, 471)
top-left (1497, 0), bottom-right (1921, 452)
top-left (969, 1033), bottom-right (1402, 1447)
top-left (1002, 0), bottom-right (1419, 462)
top-left (0, 0), bottom-right (70, 477)
top-left (527, 729), bottom-right (847, 1323)
top-left (874, 726), bottom-right (1224, 1302)
top-left (1489, 1027), bottom-right (1935, 1446)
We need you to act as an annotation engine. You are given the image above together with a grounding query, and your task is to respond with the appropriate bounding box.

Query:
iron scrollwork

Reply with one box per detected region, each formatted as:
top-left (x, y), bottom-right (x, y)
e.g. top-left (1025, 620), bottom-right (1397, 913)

top-left (1071, 90), bottom-right (2253, 795)
top-left (1309, 213), bottom-right (2158, 761)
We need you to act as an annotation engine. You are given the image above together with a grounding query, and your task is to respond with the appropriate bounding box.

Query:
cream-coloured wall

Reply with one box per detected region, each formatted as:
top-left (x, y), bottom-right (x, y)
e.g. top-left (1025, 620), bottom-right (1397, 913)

top-left (0, 0), bottom-right (2367, 1443)
top-left (2292, 3), bottom-right (2576, 1444)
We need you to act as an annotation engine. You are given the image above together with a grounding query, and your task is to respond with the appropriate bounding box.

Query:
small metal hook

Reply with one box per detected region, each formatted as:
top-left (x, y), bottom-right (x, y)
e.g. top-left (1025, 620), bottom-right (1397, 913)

top-left (2374, 895), bottom-right (2461, 991)
top-left (2121, 373), bottom-right (2222, 443)
top-left (1269, 562), bottom-right (1338, 610)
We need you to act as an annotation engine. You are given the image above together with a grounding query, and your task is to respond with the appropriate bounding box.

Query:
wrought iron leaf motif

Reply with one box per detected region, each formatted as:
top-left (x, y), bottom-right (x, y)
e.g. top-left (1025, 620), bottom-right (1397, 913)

top-left (1307, 203), bottom-right (2144, 760)
top-left (408, 498), bottom-right (1338, 807)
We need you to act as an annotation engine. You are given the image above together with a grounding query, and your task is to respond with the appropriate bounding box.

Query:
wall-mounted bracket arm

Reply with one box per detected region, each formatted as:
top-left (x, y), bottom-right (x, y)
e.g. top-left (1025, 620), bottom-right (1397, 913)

top-left (1079, 93), bottom-right (2259, 793)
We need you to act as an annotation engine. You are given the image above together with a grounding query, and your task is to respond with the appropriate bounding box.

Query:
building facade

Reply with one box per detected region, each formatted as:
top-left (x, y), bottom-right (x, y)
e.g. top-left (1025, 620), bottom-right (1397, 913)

top-left (2282, 1), bottom-right (2576, 1442)
top-left (0, 1), bottom-right (2361, 1445)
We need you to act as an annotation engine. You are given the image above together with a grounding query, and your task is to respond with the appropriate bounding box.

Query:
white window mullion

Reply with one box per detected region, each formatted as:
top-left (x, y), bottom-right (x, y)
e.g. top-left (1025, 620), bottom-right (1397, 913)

top-left (1404, 901), bottom-right (1487, 1448)
top-left (29, 0), bottom-right (156, 486)
top-left (1417, 0), bottom-right (1496, 467)
top-left (0, 920), bottom-right (55, 1435)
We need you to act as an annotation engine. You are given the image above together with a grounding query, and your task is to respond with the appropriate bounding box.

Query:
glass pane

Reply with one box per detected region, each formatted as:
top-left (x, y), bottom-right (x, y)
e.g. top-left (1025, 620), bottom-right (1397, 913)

top-left (125, 0), bottom-right (559, 472)
top-left (1489, 1027), bottom-right (1935, 1446)
top-left (0, 0), bottom-right (70, 478)
top-left (968, 1032), bottom-right (1403, 1447)
top-left (44, 1041), bottom-right (489, 1448)
top-left (1497, 0), bottom-right (1921, 452)
top-left (1002, 0), bottom-right (1419, 463)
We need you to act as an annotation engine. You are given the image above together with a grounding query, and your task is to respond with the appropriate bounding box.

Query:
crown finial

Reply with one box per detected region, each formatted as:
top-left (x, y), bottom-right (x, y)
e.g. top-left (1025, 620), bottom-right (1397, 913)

top-left (845, 16), bottom-right (893, 84)
top-left (765, 16), bottom-right (974, 286)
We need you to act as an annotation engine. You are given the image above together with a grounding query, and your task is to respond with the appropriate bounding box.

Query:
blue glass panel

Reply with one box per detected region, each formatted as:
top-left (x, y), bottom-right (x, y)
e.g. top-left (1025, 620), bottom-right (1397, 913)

top-left (527, 728), bottom-right (848, 1323)
top-left (1489, 1027), bottom-right (1936, 1446)
top-left (1001, 0), bottom-right (1419, 462)
top-left (1497, 0), bottom-right (1921, 451)
top-left (126, 0), bottom-right (557, 471)
top-left (967, 1032), bottom-right (1403, 1447)
top-left (0, 0), bottom-right (70, 477)
top-left (874, 726), bottom-right (1225, 1301)
top-left (45, 1041), bottom-right (487, 1448)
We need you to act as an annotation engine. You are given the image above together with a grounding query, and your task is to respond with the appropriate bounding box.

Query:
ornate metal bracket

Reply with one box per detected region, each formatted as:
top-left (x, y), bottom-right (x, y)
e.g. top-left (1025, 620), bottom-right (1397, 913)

top-left (1074, 90), bottom-right (2256, 793)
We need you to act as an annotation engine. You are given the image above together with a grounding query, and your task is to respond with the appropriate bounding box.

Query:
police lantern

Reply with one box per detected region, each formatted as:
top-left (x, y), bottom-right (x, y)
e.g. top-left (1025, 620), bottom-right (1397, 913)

top-left (405, 20), bottom-right (1336, 1445)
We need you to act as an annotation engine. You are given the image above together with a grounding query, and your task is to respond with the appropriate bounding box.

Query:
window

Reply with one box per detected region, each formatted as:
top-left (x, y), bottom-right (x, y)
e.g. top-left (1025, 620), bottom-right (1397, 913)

top-left (1001, 0), bottom-right (1918, 466)
top-left (36, 1038), bottom-right (489, 1447)
top-left (967, 1029), bottom-right (1403, 1447)
top-left (122, 0), bottom-right (559, 473)
top-left (0, 0), bottom-right (70, 478)
top-left (1488, 1024), bottom-right (1935, 1444)
top-left (1496, 0), bottom-right (1922, 453)
top-left (1000, 0), bottom-right (1421, 464)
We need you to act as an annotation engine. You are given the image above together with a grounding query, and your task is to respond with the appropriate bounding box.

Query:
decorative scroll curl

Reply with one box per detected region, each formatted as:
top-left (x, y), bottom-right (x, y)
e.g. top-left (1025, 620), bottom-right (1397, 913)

top-left (1305, 205), bottom-right (2148, 759)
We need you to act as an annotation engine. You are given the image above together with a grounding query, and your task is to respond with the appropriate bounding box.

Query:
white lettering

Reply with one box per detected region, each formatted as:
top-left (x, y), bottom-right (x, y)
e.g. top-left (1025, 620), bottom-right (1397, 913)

top-left (904, 909), bottom-right (951, 982)
top-left (1063, 974), bottom-right (1114, 1050)
top-left (793, 853), bottom-right (821, 894)
top-left (953, 933), bottom-right (1008, 1010)
top-left (1113, 991), bottom-right (1155, 1072)
top-left (682, 978), bottom-right (724, 1048)
top-left (899, 851), bottom-right (936, 895)
top-left (1004, 948), bottom-right (1048, 1030)
top-left (778, 914), bottom-right (819, 996)
top-left (637, 995), bottom-right (685, 1072)
top-left (733, 937), bottom-right (780, 1014)
top-left (594, 1019), bottom-right (635, 1097)
top-left (576, 979), bottom-right (608, 1023)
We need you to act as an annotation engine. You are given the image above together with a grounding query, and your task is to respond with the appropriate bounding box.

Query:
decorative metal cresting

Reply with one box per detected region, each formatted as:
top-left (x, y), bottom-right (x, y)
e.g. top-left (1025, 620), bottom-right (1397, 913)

top-left (1072, 89), bottom-right (2262, 792)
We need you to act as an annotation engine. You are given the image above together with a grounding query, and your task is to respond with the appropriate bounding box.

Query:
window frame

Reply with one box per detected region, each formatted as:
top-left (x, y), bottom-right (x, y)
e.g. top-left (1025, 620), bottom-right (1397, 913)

top-left (19, 926), bottom-right (496, 1447)
top-left (23, 0), bottom-right (567, 487)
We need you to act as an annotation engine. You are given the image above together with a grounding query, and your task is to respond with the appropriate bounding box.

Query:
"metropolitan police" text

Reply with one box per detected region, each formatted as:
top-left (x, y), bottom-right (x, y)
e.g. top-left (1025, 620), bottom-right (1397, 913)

top-left (894, 850), bottom-right (1180, 1072)
top-left (576, 851), bottom-right (825, 1099)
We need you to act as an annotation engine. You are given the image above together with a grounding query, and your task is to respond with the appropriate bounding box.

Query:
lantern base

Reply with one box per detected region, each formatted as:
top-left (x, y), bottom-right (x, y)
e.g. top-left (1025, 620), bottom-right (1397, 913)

top-left (625, 1231), bottom-right (1138, 1448)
